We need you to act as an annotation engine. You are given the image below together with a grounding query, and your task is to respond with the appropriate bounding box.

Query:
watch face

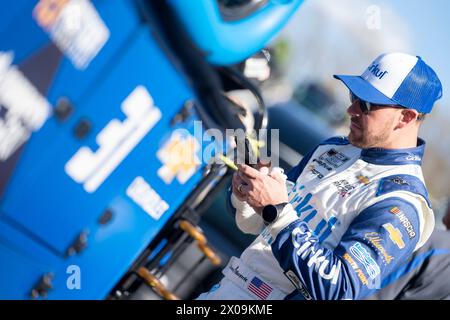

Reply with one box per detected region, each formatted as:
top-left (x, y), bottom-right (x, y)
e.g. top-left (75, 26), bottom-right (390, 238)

top-left (262, 204), bottom-right (278, 223)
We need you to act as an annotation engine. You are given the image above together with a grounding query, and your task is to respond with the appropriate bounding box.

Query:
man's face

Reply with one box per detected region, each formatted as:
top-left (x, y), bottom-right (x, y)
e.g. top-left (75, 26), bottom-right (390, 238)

top-left (346, 97), bottom-right (400, 149)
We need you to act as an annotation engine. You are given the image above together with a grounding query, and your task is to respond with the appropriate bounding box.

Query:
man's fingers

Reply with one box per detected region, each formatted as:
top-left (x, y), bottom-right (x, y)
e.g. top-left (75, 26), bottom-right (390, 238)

top-left (237, 170), bottom-right (253, 184)
top-left (240, 183), bottom-right (251, 194)
top-left (259, 166), bottom-right (270, 175)
top-left (256, 159), bottom-right (271, 171)
top-left (237, 164), bottom-right (260, 179)
top-left (233, 189), bottom-right (246, 201)
top-left (232, 173), bottom-right (249, 201)
top-left (232, 173), bottom-right (243, 187)
top-left (232, 183), bottom-right (247, 201)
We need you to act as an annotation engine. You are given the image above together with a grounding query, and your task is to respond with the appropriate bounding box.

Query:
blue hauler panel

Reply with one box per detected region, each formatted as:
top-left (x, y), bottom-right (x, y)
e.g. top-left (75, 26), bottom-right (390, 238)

top-left (0, 1), bottom-right (211, 299)
top-left (0, 0), bottom-right (304, 299)
top-left (0, 0), bottom-right (139, 103)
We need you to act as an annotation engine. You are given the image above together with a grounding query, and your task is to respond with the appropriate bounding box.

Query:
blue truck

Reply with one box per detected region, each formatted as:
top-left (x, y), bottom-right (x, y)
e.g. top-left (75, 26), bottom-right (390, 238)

top-left (0, 0), bottom-right (304, 299)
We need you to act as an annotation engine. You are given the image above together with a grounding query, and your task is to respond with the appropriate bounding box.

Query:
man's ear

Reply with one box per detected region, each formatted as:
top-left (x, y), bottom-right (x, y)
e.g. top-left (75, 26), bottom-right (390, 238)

top-left (397, 109), bottom-right (418, 128)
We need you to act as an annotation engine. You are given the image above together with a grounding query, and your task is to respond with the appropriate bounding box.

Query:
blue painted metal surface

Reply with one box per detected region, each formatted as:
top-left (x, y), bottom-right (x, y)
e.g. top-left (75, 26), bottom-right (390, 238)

top-left (0, 0), bottom-right (303, 299)
top-left (167, 0), bottom-right (303, 65)
top-left (0, 0), bottom-right (210, 299)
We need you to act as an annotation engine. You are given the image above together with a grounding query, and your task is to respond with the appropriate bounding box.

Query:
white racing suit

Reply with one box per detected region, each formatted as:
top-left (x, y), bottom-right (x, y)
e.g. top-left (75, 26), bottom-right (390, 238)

top-left (198, 136), bottom-right (434, 300)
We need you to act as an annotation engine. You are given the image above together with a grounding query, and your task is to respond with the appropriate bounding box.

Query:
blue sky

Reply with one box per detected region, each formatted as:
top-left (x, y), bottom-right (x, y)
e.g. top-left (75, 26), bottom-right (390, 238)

top-left (380, 0), bottom-right (450, 112)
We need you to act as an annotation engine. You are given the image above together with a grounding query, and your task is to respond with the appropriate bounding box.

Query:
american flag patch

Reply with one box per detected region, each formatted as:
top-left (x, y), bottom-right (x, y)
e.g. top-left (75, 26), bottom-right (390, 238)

top-left (389, 207), bottom-right (401, 214)
top-left (247, 277), bottom-right (273, 300)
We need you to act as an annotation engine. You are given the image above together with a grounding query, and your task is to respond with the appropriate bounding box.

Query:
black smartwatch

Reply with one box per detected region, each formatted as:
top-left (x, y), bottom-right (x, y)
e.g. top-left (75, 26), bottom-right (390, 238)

top-left (261, 202), bottom-right (288, 225)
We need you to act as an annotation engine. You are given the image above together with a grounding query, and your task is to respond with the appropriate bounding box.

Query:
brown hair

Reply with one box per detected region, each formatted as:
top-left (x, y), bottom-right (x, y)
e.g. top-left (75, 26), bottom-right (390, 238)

top-left (417, 113), bottom-right (426, 121)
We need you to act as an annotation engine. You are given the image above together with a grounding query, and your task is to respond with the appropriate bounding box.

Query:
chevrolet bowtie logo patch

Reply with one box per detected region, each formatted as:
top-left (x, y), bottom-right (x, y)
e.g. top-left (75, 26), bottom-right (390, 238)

top-left (157, 132), bottom-right (200, 184)
top-left (356, 175), bottom-right (370, 185)
top-left (383, 223), bottom-right (405, 249)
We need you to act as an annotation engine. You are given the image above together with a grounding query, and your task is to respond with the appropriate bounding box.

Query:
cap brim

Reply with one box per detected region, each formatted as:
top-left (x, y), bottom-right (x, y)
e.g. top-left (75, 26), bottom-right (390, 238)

top-left (333, 75), bottom-right (398, 105)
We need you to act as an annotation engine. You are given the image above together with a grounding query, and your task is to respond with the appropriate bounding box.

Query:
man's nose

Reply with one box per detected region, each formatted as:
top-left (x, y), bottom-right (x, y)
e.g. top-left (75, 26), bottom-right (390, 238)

top-left (347, 100), bottom-right (361, 117)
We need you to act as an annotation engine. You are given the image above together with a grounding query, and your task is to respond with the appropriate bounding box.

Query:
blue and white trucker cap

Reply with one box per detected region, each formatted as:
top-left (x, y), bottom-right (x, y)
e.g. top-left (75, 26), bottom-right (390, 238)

top-left (334, 52), bottom-right (442, 113)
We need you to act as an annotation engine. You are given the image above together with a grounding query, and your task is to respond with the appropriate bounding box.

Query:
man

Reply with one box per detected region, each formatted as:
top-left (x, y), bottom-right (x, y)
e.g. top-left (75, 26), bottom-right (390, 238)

top-left (198, 52), bottom-right (443, 300)
top-left (368, 201), bottom-right (450, 300)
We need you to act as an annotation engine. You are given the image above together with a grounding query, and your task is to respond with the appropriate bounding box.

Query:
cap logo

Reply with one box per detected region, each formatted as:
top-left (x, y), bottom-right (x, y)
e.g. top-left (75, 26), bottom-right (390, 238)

top-left (368, 63), bottom-right (388, 79)
top-left (335, 52), bottom-right (442, 114)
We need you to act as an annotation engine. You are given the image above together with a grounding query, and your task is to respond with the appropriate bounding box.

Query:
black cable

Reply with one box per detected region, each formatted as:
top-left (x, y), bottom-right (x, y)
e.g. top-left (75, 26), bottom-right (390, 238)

top-left (218, 66), bottom-right (268, 131)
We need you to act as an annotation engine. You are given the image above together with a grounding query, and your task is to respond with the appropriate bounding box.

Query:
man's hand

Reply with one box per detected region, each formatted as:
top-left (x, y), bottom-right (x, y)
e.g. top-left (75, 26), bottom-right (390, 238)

top-left (237, 164), bottom-right (288, 212)
top-left (232, 161), bottom-right (271, 201)
top-left (232, 170), bottom-right (247, 202)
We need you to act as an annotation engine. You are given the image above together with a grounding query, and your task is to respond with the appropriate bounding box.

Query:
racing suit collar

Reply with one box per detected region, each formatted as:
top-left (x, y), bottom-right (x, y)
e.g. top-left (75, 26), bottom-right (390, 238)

top-left (360, 138), bottom-right (425, 165)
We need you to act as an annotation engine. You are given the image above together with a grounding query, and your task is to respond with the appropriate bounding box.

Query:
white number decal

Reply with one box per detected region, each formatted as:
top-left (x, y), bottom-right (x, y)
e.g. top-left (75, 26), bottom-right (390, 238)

top-left (65, 86), bottom-right (161, 193)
